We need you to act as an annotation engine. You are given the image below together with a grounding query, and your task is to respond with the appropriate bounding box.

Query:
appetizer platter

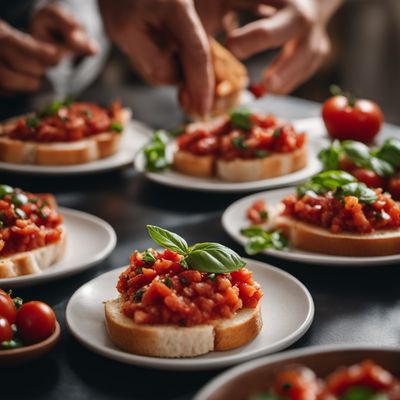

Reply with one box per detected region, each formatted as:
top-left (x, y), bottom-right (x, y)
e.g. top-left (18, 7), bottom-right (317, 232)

top-left (135, 112), bottom-right (323, 193)
top-left (0, 290), bottom-right (60, 364)
top-left (195, 345), bottom-right (400, 400)
top-left (66, 226), bottom-right (314, 370)
top-left (0, 184), bottom-right (116, 287)
top-left (222, 170), bottom-right (400, 266)
top-left (0, 99), bottom-right (151, 175)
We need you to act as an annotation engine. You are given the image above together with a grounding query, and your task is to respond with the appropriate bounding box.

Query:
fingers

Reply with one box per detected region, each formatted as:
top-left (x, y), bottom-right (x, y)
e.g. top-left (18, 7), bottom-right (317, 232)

top-left (227, 6), bottom-right (309, 59)
top-left (0, 64), bottom-right (41, 92)
top-left (0, 46), bottom-right (46, 77)
top-left (166, 1), bottom-right (214, 116)
top-left (123, 28), bottom-right (179, 85)
top-left (262, 28), bottom-right (330, 94)
top-left (31, 4), bottom-right (98, 56)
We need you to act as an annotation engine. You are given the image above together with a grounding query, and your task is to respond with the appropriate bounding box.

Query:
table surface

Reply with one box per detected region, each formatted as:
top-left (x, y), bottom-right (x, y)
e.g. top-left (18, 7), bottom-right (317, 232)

top-left (2, 87), bottom-right (400, 400)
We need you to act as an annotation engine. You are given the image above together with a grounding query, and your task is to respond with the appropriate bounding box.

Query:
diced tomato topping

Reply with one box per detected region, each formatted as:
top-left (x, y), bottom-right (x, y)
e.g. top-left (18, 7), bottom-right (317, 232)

top-left (6, 101), bottom-right (123, 142)
top-left (177, 112), bottom-right (305, 160)
top-left (0, 189), bottom-right (63, 257)
top-left (116, 250), bottom-right (262, 327)
top-left (246, 199), bottom-right (268, 224)
top-left (282, 189), bottom-right (400, 234)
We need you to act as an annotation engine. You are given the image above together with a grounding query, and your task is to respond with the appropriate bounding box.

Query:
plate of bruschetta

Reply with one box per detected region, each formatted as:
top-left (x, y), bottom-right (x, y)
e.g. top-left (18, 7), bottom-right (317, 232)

top-left (66, 225), bottom-right (314, 370)
top-left (0, 99), bottom-right (151, 175)
top-left (222, 170), bottom-right (400, 266)
top-left (195, 345), bottom-right (400, 400)
top-left (0, 184), bottom-right (116, 287)
top-left (135, 112), bottom-right (325, 193)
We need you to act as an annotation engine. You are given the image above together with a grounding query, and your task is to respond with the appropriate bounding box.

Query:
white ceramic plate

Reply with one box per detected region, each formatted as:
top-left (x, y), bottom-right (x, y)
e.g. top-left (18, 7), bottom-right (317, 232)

top-left (1, 208), bottom-right (116, 288)
top-left (66, 259), bottom-right (314, 371)
top-left (134, 118), bottom-right (326, 193)
top-left (195, 345), bottom-right (400, 400)
top-left (222, 187), bottom-right (400, 266)
top-left (0, 120), bottom-right (151, 176)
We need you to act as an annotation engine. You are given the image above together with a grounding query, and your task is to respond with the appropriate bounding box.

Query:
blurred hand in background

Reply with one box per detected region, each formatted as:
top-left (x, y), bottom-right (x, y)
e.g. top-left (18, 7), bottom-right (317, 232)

top-left (196, 0), bottom-right (342, 95)
top-left (31, 4), bottom-right (98, 57)
top-left (99, 0), bottom-right (214, 116)
top-left (0, 3), bottom-right (97, 95)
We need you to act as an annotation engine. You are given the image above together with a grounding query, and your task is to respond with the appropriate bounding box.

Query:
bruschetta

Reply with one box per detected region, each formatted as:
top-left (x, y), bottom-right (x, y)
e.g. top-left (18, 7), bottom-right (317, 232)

top-left (0, 185), bottom-right (65, 278)
top-left (0, 99), bottom-right (131, 166)
top-left (274, 171), bottom-right (400, 256)
top-left (105, 226), bottom-right (263, 358)
top-left (173, 110), bottom-right (307, 182)
top-left (179, 38), bottom-right (248, 119)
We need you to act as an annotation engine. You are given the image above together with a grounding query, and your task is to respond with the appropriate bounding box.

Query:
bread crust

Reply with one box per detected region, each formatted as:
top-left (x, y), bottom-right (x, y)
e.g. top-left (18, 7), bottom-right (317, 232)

top-left (0, 108), bottom-right (131, 166)
top-left (217, 141), bottom-right (308, 182)
top-left (173, 150), bottom-right (215, 178)
top-left (275, 215), bottom-right (400, 257)
top-left (105, 298), bottom-right (262, 358)
top-left (0, 229), bottom-right (67, 278)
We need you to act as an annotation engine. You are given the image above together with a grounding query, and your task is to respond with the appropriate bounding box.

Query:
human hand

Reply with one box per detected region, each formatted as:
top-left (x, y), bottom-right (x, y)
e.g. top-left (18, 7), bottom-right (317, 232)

top-left (31, 3), bottom-right (98, 57)
top-left (98, 0), bottom-right (214, 116)
top-left (196, 0), bottom-right (342, 95)
top-left (0, 20), bottom-right (62, 93)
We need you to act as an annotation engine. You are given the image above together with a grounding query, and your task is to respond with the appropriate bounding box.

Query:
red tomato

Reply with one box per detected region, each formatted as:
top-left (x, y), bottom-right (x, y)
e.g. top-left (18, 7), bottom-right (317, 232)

top-left (0, 293), bottom-right (17, 324)
top-left (351, 168), bottom-right (385, 188)
top-left (387, 177), bottom-right (400, 200)
top-left (274, 366), bottom-right (321, 400)
top-left (249, 83), bottom-right (267, 98)
top-left (0, 317), bottom-right (12, 342)
top-left (322, 95), bottom-right (383, 143)
top-left (16, 301), bottom-right (56, 344)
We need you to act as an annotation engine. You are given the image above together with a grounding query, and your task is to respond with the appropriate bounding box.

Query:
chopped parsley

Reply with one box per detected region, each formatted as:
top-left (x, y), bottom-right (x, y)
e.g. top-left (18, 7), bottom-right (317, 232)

top-left (110, 121), bottom-right (123, 133)
top-left (133, 289), bottom-right (144, 303)
top-left (232, 135), bottom-right (248, 150)
top-left (26, 116), bottom-right (39, 129)
top-left (143, 250), bottom-right (156, 264)
top-left (163, 277), bottom-right (172, 288)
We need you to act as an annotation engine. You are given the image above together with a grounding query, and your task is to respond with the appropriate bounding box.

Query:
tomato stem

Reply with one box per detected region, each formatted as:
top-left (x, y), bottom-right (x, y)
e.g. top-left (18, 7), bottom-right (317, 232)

top-left (329, 84), bottom-right (356, 107)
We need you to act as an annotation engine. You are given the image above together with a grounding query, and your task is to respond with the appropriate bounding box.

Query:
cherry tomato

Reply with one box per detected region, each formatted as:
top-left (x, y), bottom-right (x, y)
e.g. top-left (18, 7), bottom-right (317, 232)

top-left (387, 177), bottom-right (400, 200)
top-left (274, 366), bottom-right (321, 400)
top-left (322, 95), bottom-right (383, 143)
top-left (0, 317), bottom-right (13, 342)
top-left (351, 168), bottom-right (385, 188)
top-left (0, 293), bottom-right (17, 324)
top-left (16, 301), bottom-right (56, 344)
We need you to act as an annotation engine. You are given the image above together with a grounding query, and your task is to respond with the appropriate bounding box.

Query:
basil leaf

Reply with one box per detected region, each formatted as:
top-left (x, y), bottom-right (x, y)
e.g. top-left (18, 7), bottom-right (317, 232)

top-left (374, 138), bottom-right (400, 167)
top-left (26, 116), bottom-right (39, 128)
top-left (368, 157), bottom-right (395, 177)
top-left (230, 109), bottom-right (252, 130)
top-left (339, 386), bottom-right (388, 400)
top-left (339, 182), bottom-right (377, 204)
top-left (110, 121), bottom-right (123, 133)
top-left (147, 225), bottom-right (188, 255)
top-left (240, 226), bottom-right (266, 238)
top-left (297, 182), bottom-right (326, 197)
top-left (0, 185), bottom-right (13, 198)
top-left (186, 242), bottom-right (245, 273)
top-left (312, 170), bottom-right (356, 190)
top-left (270, 231), bottom-right (289, 250)
top-left (342, 140), bottom-right (371, 167)
top-left (143, 130), bottom-right (170, 172)
top-left (318, 140), bottom-right (342, 170)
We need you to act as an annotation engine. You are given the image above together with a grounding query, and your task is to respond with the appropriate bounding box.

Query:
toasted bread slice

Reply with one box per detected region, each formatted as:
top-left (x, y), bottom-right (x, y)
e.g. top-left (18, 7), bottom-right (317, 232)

top-left (0, 229), bottom-right (67, 278)
top-left (217, 141), bottom-right (307, 182)
top-left (173, 150), bottom-right (215, 178)
top-left (179, 38), bottom-right (248, 119)
top-left (0, 108), bottom-right (131, 166)
top-left (275, 215), bottom-right (400, 257)
top-left (105, 298), bottom-right (262, 358)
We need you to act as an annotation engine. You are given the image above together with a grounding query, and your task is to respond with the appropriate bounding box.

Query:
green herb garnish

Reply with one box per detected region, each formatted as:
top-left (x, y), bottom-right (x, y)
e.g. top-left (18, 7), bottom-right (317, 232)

top-left (0, 185), bottom-right (13, 198)
top-left (143, 249), bottom-right (156, 264)
top-left (143, 130), bottom-right (171, 172)
top-left (1, 338), bottom-right (23, 350)
top-left (168, 126), bottom-right (185, 137)
top-left (13, 296), bottom-right (23, 309)
top-left (230, 109), bottom-right (252, 130)
top-left (259, 210), bottom-right (268, 220)
top-left (208, 273), bottom-right (216, 281)
top-left (339, 386), bottom-right (388, 400)
top-left (26, 116), bottom-right (39, 129)
top-left (240, 226), bottom-right (288, 255)
top-left (147, 225), bottom-right (245, 274)
top-left (254, 149), bottom-right (269, 158)
top-left (133, 289), bottom-right (144, 303)
top-left (232, 136), bottom-right (248, 150)
top-left (110, 121), bottom-right (123, 133)
top-left (14, 208), bottom-right (27, 219)
top-left (163, 277), bottom-right (172, 288)
top-left (11, 193), bottom-right (28, 206)
top-left (273, 128), bottom-right (281, 138)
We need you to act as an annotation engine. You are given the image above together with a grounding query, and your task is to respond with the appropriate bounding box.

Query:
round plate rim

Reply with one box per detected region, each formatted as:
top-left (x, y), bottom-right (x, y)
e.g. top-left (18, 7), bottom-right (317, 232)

top-left (0, 207), bottom-right (117, 287)
top-left (222, 187), bottom-right (400, 266)
top-left (194, 344), bottom-right (400, 400)
top-left (65, 258), bottom-right (314, 371)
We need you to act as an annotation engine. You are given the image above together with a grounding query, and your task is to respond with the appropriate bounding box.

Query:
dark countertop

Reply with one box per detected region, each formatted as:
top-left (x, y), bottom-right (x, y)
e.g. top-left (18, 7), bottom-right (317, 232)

top-left (1, 88), bottom-right (400, 400)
